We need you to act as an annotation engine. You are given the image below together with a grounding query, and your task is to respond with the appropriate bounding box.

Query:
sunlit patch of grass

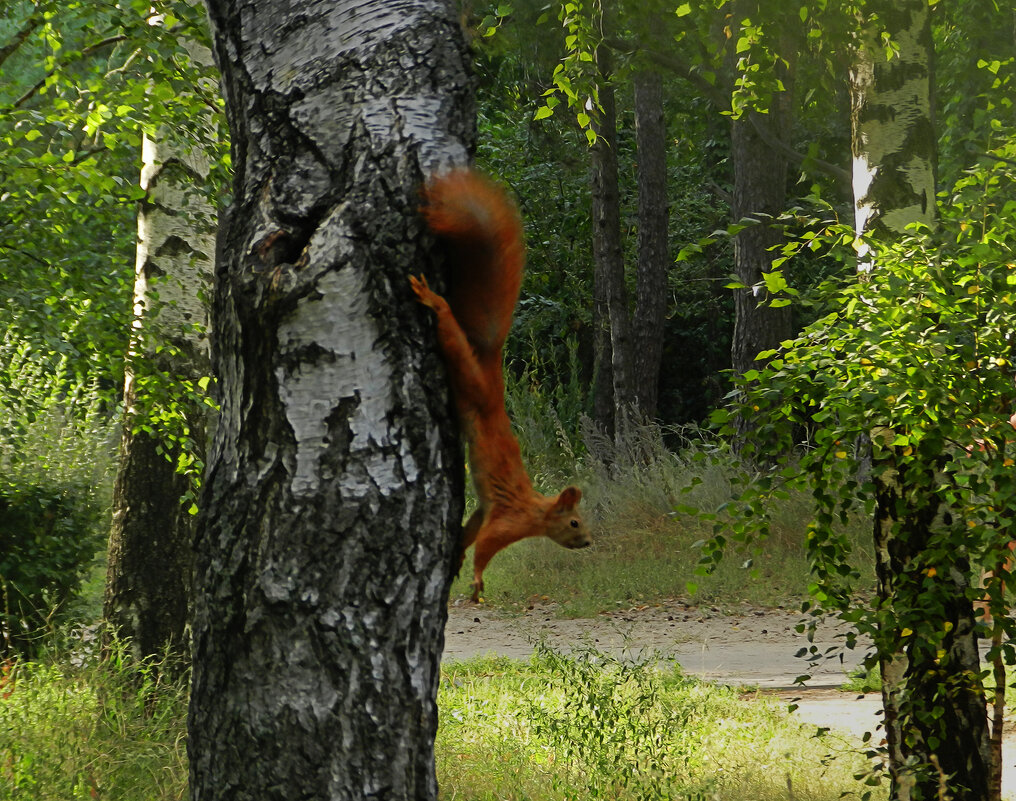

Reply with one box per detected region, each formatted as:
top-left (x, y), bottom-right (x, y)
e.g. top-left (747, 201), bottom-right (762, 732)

top-left (450, 434), bottom-right (874, 616)
top-left (437, 648), bottom-right (880, 801)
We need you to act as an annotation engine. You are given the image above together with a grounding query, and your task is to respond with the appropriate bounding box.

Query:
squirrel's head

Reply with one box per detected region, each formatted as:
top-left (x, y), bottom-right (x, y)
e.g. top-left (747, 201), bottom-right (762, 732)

top-left (543, 486), bottom-right (591, 550)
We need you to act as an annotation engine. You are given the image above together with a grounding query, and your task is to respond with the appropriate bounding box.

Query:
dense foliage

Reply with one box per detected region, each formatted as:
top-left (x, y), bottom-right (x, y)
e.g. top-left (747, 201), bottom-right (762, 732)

top-left (0, 1), bottom-right (223, 649)
top-left (0, 338), bottom-right (113, 653)
top-left (699, 139), bottom-right (1016, 788)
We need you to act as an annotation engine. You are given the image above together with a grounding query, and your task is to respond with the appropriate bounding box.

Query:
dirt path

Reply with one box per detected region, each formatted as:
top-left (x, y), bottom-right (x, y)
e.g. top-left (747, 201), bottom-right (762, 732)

top-left (444, 599), bottom-right (866, 687)
top-left (443, 600), bottom-right (1016, 791)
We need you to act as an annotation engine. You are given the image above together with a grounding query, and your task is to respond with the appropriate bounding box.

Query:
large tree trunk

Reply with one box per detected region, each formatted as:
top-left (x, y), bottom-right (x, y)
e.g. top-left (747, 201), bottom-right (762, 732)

top-left (590, 34), bottom-right (634, 442)
top-left (189, 2), bottom-right (471, 799)
top-left (632, 67), bottom-right (668, 420)
top-left (851, 3), bottom-right (990, 798)
top-left (105, 33), bottom-right (216, 663)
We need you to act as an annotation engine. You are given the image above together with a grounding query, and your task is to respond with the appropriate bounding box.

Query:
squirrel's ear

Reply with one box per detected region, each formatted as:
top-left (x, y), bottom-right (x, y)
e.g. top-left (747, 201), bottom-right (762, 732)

top-left (555, 486), bottom-right (582, 510)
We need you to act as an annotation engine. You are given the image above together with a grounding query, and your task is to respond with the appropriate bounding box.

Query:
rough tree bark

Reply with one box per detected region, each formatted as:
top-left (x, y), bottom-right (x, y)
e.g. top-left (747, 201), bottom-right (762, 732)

top-left (632, 66), bottom-right (668, 420)
top-left (590, 30), bottom-right (634, 442)
top-left (728, 106), bottom-right (793, 378)
top-left (105, 35), bottom-right (215, 662)
top-left (189, 2), bottom-right (471, 799)
top-left (728, 0), bottom-right (795, 382)
top-left (851, 2), bottom-right (990, 798)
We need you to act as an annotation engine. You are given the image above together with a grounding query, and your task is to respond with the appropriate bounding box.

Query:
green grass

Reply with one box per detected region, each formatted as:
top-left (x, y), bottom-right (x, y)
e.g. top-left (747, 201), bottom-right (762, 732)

top-left (0, 364), bottom-right (882, 800)
top-left (0, 638), bottom-right (188, 801)
top-left (0, 643), bottom-right (879, 801)
top-left (438, 648), bottom-right (877, 801)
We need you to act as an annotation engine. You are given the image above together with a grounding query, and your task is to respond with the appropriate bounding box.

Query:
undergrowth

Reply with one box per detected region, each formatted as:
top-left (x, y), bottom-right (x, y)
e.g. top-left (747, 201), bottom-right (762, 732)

top-left (0, 634), bottom-right (188, 801)
top-left (0, 336), bottom-right (118, 653)
top-left (438, 646), bottom-right (876, 801)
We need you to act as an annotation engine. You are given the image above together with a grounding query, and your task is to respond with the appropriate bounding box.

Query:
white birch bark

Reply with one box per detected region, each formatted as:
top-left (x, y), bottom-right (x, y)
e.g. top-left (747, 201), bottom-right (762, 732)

top-left (105, 31), bottom-right (215, 661)
top-left (189, 2), bottom-right (472, 798)
top-left (850, 4), bottom-right (991, 798)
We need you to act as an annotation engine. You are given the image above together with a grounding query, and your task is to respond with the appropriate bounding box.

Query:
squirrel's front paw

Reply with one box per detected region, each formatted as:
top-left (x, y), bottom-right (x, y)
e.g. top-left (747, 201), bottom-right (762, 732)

top-left (409, 274), bottom-right (444, 311)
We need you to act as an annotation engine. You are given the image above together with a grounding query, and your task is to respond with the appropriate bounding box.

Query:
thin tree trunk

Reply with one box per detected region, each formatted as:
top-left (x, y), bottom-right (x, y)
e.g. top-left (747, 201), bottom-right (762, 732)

top-left (632, 67), bottom-right (668, 420)
top-left (852, 3), bottom-right (991, 797)
top-left (728, 0), bottom-right (795, 380)
top-left (590, 33), bottom-right (634, 443)
top-left (727, 2), bottom-right (796, 453)
top-left (189, 1), bottom-right (471, 799)
top-left (105, 33), bottom-right (216, 663)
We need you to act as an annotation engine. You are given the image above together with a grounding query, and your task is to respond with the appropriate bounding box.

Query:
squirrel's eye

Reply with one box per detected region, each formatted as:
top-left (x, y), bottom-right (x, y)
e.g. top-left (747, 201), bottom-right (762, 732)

top-left (570, 519), bottom-right (579, 528)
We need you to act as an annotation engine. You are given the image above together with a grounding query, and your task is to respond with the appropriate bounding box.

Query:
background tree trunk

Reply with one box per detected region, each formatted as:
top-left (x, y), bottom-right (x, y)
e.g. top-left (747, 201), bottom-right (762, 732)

top-left (632, 66), bottom-right (668, 420)
top-left (851, 3), bottom-right (990, 797)
top-left (728, 0), bottom-right (795, 379)
top-left (590, 31), bottom-right (634, 442)
top-left (726, 2), bottom-right (796, 453)
top-left (189, 1), bottom-right (471, 799)
top-left (728, 108), bottom-right (793, 377)
top-left (105, 33), bottom-right (216, 663)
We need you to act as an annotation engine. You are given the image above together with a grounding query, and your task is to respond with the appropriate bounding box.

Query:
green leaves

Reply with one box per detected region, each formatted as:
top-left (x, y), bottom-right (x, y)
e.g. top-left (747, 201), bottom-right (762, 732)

top-left (0, 0), bottom-right (226, 408)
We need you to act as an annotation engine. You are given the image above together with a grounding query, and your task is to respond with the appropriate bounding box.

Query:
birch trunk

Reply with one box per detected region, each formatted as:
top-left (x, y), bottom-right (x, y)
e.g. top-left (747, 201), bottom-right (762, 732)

top-left (105, 35), bottom-right (215, 662)
top-left (189, 1), bottom-right (471, 798)
top-left (851, 3), bottom-right (990, 798)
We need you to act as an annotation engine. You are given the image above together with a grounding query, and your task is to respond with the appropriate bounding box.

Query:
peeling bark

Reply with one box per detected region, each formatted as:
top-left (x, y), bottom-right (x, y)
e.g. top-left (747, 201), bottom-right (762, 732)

top-left (189, 1), bottom-right (472, 799)
top-left (850, 2), bottom-right (937, 253)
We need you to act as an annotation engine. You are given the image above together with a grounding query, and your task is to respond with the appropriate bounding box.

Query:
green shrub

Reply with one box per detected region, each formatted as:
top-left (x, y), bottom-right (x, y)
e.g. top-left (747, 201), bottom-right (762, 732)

top-left (0, 336), bottom-right (116, 653)
top-left (0, 482), bottom-right (105, 653)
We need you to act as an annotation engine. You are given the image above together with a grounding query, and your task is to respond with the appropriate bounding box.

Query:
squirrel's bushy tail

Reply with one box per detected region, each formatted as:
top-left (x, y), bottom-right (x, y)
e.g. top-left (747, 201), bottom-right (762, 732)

top-left (421, 170), bottom-right (524, 362)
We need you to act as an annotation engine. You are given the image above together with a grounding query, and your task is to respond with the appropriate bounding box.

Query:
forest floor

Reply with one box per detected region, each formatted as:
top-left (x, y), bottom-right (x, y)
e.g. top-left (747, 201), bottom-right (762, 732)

top-left (444, 600), bottom-right (1016, 784)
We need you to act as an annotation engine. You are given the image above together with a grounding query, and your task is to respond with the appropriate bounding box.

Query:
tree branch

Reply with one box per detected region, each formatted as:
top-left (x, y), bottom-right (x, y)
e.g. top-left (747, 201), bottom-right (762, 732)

top-left (748, 113), bottom-right (851, 184)
top-left (0, 242), bottom-right (49, 268)
top-left (604, 37), bottom-right (851, 186)
top-left (14, 34), bottom-right (129, 108)
top-left (0, 13), bottom-right (43, 70)
top-left (606, 37), bottom-right (729, 108)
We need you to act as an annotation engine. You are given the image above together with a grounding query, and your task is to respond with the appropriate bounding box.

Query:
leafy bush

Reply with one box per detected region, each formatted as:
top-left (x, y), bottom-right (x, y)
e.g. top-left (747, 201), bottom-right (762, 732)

top-left (0, 337), bottom-right (116, 653)
top-left (0, 482), bottom-right (105, 653)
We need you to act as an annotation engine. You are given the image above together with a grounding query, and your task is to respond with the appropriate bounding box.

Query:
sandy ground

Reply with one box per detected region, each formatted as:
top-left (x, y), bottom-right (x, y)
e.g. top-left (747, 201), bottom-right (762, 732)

top-left (443, 599), bottom-right (1016, 790)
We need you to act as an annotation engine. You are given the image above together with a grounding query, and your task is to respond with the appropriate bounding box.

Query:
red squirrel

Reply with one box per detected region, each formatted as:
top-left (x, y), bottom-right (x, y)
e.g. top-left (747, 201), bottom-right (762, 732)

top-left (410, 169), bottom-right (591, 602)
